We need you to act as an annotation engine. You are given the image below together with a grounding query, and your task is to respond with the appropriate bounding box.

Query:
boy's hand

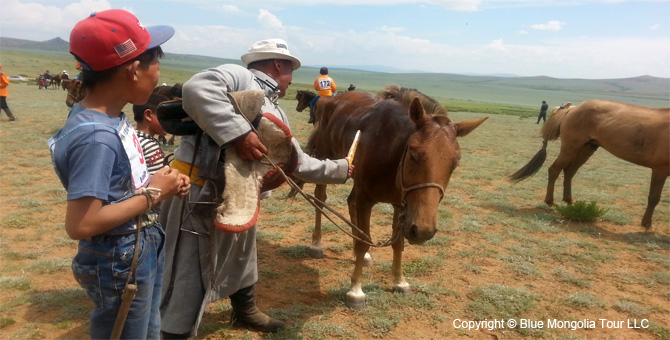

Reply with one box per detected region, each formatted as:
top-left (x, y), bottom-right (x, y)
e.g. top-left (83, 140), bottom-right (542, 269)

top-left (176, 174), bottom-right (191, 199)
top-left (151, 166), bottom-right (188, 201)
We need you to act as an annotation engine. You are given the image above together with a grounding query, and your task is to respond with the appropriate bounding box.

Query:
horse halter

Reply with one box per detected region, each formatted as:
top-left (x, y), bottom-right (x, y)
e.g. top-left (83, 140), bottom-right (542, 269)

top-left (397, 128), bottom-right (446, 205)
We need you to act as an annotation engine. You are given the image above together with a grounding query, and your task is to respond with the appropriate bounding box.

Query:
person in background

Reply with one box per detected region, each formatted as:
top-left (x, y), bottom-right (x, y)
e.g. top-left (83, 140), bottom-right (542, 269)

top-left (49, 9), bottom-right (189, 339)
top-left (310, 66), bottom-right (337, 123)
top-left (0, 64), bottom-right (16, 121)
top-left (73, 62), bottom-right (83, 80)
top-left (314, 66), bottom-right (336, 96)
top-left (537, 100), bottom-right (548, 124)
top-left (159, 38), bottom-right (353, 339)
top-left (348, 83), bottom-right (356, 91)
top-left (133, 93), bottom-right (170, 175)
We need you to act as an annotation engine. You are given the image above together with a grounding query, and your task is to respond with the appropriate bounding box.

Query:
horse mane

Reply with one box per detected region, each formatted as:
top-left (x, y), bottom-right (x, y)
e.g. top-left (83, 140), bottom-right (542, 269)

top-left (376, 85), bottom-right (449, 118)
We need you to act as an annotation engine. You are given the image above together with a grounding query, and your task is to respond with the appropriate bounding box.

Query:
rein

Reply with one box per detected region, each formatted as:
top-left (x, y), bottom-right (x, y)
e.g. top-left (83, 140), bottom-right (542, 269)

top-left (237, 111), bottom-right (392, 248)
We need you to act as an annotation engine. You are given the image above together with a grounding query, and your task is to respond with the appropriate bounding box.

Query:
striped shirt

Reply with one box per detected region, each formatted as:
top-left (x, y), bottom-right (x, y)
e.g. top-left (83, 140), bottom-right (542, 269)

top-left (136, 131), bottom-right (165, 174)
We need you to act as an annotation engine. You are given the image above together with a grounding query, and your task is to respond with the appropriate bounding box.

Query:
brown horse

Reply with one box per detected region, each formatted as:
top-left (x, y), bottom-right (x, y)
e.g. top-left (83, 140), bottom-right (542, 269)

top-left (305, 85), bottom-right (487, 309)
top-left (295, 90), bottom-right (317, 113)
top-left (51, 74), bottom-right (61, 89)
top-left (295, 90), bottom-right (318, 123)
top-left (61, 79), bottom-right (71, 91)
top-left (509, 100), bottom-right (669, 229)
top-left (65, 79), bottom-right (84, 107)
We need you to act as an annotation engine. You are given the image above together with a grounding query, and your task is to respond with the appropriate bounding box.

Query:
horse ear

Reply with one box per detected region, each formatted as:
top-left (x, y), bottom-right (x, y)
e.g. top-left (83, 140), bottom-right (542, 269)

top-left (455, 117), bottom-right (488, 137)
top-left (409, 97), bottom-right (429, 126)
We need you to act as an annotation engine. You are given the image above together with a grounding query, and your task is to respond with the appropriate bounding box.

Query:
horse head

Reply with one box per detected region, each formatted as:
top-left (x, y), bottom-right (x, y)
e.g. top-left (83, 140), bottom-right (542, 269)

top-left (295, 90), bottom-right (316, 112)
top-left (65, 79), bottom-right (84, 108)
top-left (398, 97), bottom-right (487, 244)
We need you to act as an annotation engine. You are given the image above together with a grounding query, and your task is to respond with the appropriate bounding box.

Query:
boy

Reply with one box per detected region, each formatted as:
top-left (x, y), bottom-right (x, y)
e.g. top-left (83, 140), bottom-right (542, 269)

top-left (49, 9), bottom-right (190, 339)
top-left (133, 93), bottom-right (170, 174)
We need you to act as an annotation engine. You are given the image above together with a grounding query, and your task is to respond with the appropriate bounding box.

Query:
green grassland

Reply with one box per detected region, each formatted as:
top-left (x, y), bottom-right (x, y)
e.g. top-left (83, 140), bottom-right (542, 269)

top-left (1, 47), bottom-right (668, 113)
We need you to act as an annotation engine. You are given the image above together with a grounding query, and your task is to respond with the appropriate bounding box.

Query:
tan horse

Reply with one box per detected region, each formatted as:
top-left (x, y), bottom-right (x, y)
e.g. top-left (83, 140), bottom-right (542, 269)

top-left (509, 100), bottom-right (669, 229)
top-left (305, 86), bottom-right (487, 309)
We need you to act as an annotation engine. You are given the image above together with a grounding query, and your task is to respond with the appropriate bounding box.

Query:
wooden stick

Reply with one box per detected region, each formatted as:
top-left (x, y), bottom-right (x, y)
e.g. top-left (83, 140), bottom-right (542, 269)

top-left (347, 130), bottom-right (361, 164)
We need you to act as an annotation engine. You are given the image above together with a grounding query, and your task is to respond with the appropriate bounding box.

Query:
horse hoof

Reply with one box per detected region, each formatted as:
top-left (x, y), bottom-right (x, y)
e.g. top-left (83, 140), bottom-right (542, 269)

top-left (393, 283), bottom-right (411, 295)
top-left (345, 294), bottom-right (366, 310)
top-left (309, 246), bottom-right (324, 259)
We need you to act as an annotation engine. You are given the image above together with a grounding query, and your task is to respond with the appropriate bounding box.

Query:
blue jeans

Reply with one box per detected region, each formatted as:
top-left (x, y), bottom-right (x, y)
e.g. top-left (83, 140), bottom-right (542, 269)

top-left (72, 224), bottom-right (165, 339)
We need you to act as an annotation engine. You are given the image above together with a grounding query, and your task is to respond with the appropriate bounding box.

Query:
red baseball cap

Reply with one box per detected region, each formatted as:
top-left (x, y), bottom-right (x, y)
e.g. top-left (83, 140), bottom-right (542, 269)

top-left (70, 9), bottom-right (174, 71)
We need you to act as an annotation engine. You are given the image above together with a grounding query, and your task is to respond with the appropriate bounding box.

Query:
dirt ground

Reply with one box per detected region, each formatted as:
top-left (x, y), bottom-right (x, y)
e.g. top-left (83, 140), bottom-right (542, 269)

top-left (0, 87), bottom-right (668, 340)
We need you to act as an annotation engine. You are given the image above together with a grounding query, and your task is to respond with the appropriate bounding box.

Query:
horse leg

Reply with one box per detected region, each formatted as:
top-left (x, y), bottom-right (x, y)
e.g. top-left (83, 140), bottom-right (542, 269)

top-left (391, 205), bottom-right (410, 294)
top-left (545, 147), bottom-right (580, 205)
top-left (309, 184), bottom-right (327, 258)
top-left (561, 144), bottom-right (598, 204)
top-left (345, 194), bottom-right (372, 310)
top-left (642, 167), bottom-right (668, 230)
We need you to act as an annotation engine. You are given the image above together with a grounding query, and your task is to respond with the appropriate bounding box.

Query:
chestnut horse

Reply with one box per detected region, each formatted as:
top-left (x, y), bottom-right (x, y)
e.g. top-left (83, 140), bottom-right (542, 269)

top-left (306, 85), bottom-right (487, 309)
top-left (509, 100), bottom-right (669, 229)
top-left (65, 79), bottom-right (84, 108)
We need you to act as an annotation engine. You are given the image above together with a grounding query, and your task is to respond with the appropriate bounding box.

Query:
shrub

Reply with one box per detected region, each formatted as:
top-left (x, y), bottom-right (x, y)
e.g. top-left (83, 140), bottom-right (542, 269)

top-left (555, 201), bottom-right (608, 222)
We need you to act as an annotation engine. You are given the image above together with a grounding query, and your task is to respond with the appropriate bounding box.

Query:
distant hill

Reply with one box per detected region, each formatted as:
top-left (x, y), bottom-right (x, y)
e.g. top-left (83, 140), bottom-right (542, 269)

top-left (2, 36), bottom-right (668, 108)
top-left (0, 37), bottom-right (69, 51)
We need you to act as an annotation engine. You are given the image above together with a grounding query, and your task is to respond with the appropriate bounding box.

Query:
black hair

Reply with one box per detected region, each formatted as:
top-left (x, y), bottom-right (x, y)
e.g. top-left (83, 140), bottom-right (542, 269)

top-left (133, 92), bottom-right (170, 122)
top-left (320, 66), bottom-right (328, 75)
top-left (74, 46), bottom-right (164, 93)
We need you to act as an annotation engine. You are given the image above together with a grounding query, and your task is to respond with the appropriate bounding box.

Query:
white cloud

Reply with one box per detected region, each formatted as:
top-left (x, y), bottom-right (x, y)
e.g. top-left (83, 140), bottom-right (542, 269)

top-left (220, 5), bottom-right (241, 13)
top-left (488, 39), bottom-right (507, 51)
top-left (257, 9), bottom-right (284, 30)
top-left (649, 24), bottom-right (660, 30)
top-left (531, 20), bottom-right (565, 31)
top-left (0, 0), bottom-right (112, 40)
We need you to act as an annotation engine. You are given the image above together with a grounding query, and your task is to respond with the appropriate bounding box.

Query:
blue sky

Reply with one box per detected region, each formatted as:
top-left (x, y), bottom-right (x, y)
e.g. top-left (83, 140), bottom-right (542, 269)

top-left (1, 0), bottom-right (668, 79)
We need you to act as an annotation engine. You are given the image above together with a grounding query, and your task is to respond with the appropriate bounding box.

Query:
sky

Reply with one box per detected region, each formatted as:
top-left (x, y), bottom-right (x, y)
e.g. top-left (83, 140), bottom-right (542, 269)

top-left (1, 0), bottom-right (669, 79)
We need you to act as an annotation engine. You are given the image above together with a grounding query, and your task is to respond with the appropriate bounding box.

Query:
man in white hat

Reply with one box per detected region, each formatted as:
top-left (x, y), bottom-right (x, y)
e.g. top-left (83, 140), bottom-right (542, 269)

top-left (160, 39), bottom-right (353, 338)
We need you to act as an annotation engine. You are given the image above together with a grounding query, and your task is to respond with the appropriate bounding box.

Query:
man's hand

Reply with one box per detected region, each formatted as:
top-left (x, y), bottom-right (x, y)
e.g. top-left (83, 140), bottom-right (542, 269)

top-left (234, 132), bottom-right (267, 160)
top-left (346, 157), bottom-right (355, 179)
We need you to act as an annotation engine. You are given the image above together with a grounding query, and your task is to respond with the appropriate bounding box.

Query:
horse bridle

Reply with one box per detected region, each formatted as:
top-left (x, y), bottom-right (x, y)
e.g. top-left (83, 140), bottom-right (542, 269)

top-left (397, 128), bottom-right (446, 205)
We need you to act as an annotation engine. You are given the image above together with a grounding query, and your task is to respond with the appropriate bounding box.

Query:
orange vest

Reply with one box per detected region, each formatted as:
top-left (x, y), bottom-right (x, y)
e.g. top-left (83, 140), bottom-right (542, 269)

top-left (314, 75), bottom-right (336, 96)
top-left (0, 72), bottom-right (9, 97)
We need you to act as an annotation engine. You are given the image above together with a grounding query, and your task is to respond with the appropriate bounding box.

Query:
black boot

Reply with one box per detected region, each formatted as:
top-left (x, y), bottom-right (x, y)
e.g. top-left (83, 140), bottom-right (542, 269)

top-left (3, 108), bottom-right (15, 121)
top-left (229, 285), bottom-right (285, 333)
top-left (161, 331), bottom-right (190, 339)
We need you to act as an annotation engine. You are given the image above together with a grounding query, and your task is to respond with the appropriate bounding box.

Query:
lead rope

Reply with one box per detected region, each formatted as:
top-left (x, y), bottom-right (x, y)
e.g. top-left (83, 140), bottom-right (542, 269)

top-left (238, 112), bottom-right (394, 247)
top-left (110, 188), bottom-right (161, 340)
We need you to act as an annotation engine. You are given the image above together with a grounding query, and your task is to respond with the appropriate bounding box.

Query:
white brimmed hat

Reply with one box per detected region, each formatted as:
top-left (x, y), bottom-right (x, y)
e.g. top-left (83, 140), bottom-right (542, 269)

top-left (241, 39), bottom-right (301, 70)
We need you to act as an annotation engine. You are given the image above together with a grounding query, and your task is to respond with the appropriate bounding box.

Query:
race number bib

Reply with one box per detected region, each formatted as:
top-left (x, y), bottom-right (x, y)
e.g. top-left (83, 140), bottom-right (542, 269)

top-left (117, 117), bottom-right (150, 190)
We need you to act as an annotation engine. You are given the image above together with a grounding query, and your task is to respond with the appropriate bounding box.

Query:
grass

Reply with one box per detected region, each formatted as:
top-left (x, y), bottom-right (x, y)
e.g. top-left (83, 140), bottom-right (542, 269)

top-left (555, 201), bottom-right (609, 222)
top-left (466, 284), bottom-right (541, 321)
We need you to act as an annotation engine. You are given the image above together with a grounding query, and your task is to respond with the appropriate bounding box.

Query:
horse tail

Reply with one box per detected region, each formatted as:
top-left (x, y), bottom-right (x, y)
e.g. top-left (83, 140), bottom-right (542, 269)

top-left (541, 105), bottom-right (571, 141)
top-left (508, 140), bottom-right (548, 183)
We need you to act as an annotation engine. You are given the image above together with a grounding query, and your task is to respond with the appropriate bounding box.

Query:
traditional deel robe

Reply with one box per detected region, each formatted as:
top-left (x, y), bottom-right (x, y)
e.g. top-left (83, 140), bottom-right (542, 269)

top-left (160, 64), bottom-right (349, 335)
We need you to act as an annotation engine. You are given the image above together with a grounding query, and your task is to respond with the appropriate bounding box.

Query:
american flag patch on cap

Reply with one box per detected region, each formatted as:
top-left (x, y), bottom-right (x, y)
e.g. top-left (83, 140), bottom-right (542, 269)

top-left (115, 39), bottom-right (137, 58)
